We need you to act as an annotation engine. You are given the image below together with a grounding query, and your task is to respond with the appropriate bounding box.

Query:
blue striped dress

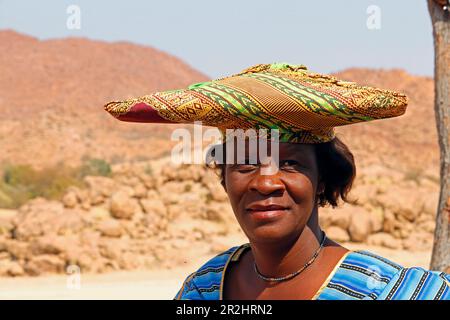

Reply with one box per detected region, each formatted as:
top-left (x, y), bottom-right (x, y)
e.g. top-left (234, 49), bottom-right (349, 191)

top-left (174, 243), bottom-right (450, 300)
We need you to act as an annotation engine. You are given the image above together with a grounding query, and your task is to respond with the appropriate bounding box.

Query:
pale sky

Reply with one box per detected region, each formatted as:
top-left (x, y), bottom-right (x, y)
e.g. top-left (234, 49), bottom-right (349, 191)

top-left (0, 0), bottom-right (434, 78)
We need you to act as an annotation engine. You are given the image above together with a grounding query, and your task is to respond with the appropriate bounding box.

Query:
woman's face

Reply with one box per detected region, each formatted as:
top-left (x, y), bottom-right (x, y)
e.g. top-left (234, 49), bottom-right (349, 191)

top-left (223, 142), bottom-right (323, 244)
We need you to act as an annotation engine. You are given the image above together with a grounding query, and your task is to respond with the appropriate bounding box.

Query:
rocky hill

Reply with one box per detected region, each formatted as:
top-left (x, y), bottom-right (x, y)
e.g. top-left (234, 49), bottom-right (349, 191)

top-left (0, 30), bottom-right (208, 168)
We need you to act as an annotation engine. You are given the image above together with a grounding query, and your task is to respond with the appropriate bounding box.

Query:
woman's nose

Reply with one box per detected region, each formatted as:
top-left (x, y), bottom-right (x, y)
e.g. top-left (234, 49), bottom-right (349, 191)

top-left (248, 173), bottom-right (285, 195)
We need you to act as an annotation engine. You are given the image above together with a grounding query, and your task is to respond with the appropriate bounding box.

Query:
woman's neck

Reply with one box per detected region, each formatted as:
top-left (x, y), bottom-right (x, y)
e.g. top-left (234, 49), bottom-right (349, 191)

top-left (249, 210), bottom-right (323, 279)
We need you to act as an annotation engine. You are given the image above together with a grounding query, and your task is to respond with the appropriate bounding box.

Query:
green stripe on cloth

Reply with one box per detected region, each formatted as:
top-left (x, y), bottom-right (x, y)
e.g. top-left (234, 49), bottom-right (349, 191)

top-left (194, 82), bottom-right (288, 130)
top-left (245, 72), bottom-right (375, 122)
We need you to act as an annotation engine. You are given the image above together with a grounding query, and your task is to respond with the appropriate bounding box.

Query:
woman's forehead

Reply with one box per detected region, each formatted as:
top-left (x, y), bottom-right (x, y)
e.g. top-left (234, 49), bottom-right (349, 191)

top-left (279, 142), bottom-right (315, 155)
top-left (223, 140), bottom-right (315, 158)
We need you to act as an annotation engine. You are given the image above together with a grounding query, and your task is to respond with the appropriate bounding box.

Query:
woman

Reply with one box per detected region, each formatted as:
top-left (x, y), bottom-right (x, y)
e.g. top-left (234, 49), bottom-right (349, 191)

top-left (104, 63), bottom-right (450, 300)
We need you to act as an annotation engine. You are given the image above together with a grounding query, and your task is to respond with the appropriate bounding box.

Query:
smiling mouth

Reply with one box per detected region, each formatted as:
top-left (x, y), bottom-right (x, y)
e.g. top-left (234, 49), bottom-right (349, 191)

top-left (247, 204), bottom-right (288, 211)
top-left (245, 204), bottom-right (289, 220)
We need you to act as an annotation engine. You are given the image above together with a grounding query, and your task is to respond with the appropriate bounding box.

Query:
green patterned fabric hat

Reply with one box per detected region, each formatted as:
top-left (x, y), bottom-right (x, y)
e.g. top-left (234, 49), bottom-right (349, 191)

top-left (104, 63), bottom-right (408, 143)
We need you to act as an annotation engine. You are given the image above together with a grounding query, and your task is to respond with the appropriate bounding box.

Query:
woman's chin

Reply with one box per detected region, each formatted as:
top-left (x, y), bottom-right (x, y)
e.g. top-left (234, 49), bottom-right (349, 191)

top-left (247, 226), bottom-right (296, 244)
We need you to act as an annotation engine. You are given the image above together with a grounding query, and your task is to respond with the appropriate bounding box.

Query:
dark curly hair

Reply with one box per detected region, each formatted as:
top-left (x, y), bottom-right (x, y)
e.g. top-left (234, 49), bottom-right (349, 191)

top-left (205, 135), bottom-right (356, 208)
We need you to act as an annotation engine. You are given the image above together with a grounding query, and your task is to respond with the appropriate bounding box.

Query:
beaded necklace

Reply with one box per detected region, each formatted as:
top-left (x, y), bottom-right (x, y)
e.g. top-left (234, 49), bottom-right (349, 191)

top-left (253, 232), bottom-right (327, 282)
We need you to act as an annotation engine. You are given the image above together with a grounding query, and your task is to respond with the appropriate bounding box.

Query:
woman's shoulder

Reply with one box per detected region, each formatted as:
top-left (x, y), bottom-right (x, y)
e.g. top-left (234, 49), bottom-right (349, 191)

top-left (174, 246), bottom-right (450, 300)
top-left (174, 243), bottom-right (248, 300)
top-left (317, 249), bottom-right (450, 300)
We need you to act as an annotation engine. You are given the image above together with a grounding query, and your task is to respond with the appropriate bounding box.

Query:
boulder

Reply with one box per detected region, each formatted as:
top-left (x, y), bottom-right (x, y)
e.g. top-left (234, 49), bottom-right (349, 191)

top-left (158, 181), bottom-right (195, 205)
top-left (4, 240), bottom-right (31, 260)
top-left (418, 220), bottom-right (436, 233)
top-left (367, 232), bottom-right (402, 249)
top-left (326, 226), bottom-right (350, 243)
top-left (97, 219), bottom-right (123, 238)
top-left (62, 191), bottom-right (79, 208)
top-left (161, 164), bottom-right (205, 182)
top-left (13, 199), bottom-right (86, 240)
top-left (117, 252), bottom-right (141, 270)
top-left (99, 240), bottom-right (124, 260)
top-left (140, 174), bottom-right (156, 189)
top-left (139, 213), bottom-right (168, 235)
top-left (87, 206), bottom-right (111, 221)
top-left (205, 182), bottom-right (228, 202)
top-left (349, 183), bottom-right (377, 207)
top-left (166, 218), bottom-right (206, 240)
top-left (66, 187), bottom-right (91, 210)
top-left (146, 189), bottom-right (161, 200)
top-left (0, 217), bottom-right (14, 237)
top-left (109, 191), bottom-right (140, 219)
top-left (133, 183), bottom-right (148, 199)
top-left (84, 176), bottom-right (116, 199)
top-left (348, 208), bottom-right (373, 242)
top-left (140, 199), bottom-right (167, 217)
top-left (319, 207), bottom-right (351, 230)
top-left (30, 235), bottom-right (70, 255)
top-left (402, 231), bottom-right (433, 251)
top-left (375, 186), bottom-right (422, 222)
top-left (382, 209), bottom-right (398, 234)
top-left (366, 206), bottom-right (384, 233)
top-left (24, 255), bottom-right (66, 276)
top-left (0, 260), bottom-right (25, 277)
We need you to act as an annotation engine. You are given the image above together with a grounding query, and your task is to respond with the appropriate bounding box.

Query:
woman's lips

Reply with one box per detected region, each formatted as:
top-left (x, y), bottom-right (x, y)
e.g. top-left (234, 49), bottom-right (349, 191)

top-left (246, 204), bottom-right (289, 221)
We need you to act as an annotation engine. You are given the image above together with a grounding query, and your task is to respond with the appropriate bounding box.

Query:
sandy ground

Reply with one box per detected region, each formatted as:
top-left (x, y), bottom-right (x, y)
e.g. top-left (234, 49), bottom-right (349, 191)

top-left (0, 242), bottom-right (432, 300)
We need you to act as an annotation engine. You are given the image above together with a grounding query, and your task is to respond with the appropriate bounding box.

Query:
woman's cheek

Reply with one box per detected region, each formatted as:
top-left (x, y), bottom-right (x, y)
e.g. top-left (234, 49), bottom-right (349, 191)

top-left (285, 175), bottom-right (314, 203)
top-left (224, 172), bottom-right (246, 211)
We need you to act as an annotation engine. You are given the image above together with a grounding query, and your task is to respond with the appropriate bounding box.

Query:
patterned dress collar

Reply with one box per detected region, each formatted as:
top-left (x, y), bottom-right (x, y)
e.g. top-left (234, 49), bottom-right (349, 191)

top-left (217, 243), bottom-right (354, 300)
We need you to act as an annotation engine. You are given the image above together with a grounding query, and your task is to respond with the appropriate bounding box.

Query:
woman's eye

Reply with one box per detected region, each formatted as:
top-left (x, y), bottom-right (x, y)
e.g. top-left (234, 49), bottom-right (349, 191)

top-left (235, 164), bottom-right (258, 173)
top-left (231, 160), bottom-right (304, 172)
top-left (231, 159), bottom-right (259, 172)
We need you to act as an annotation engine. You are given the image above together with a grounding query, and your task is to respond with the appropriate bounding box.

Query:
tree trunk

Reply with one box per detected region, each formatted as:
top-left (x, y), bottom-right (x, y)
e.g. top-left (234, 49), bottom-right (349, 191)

top-left (428, 0), bottom-right (450, 272)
